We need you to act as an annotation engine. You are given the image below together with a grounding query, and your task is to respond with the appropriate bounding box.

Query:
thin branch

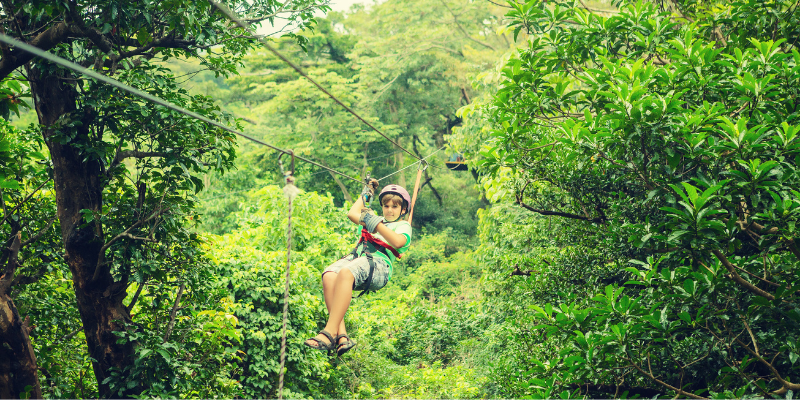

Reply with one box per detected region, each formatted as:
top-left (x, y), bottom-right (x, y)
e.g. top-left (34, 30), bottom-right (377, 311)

top-left (626, 353), bottom-right (708, 399)
top-left (163, 283), bottom-right (185, 343)
top-left (439, 0), bottom-right (496, 50)
top-left (92, 207), bottom-right (169, 282)
top-left (517, 198), bottom-right (607, 224)
top-left (733, 337), bottom-right (800, 394)
top-left (57, 326), bottom-right (83, 343)
top-left (712, 250), bottom-right (775, 300)
top-left (0, 178), bottom-right (53, 228)
top-left (21, 215), bottom-right (57, 248)
top-left (741, 317), bottom-right (759, 356)
top-left (734, 262), bottom-right (780, 287)
top-left (126, 282), bottom-right (146, 313)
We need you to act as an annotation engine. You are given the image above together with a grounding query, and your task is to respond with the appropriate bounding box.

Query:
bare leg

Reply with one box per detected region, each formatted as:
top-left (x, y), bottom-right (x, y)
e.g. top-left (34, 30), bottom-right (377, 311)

top-left (322, 272), bottom-right (348, 341)
top-left (306, 270), bottom-right (354, 347)
top-left (323, 268), bottom-right (354, 335)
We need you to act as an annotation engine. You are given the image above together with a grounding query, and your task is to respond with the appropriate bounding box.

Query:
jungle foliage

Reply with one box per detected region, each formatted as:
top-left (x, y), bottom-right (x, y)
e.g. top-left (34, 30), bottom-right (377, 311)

top-left (1, 0), bottom-right (501, 396)
top-left (12, 0), bottom-right (799, 397)
top-left (454, 0), bottom-right (800, 397)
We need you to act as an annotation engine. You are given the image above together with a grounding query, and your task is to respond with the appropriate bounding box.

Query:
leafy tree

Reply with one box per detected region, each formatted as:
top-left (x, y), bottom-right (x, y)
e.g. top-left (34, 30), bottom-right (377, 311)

top-left (0, 82), bottom-right (55, 398)
top-left (457, 0), bottom-right (800, 397)
top-left (0, 0), bottom-right (326, 396)
top-left (209, 185), bottom-right (354, 398)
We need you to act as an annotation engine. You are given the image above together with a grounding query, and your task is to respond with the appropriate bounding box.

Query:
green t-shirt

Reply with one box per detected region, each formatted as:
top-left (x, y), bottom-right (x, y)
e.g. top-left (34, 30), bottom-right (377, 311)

top-left (355, 219), bottom-right (412, 281)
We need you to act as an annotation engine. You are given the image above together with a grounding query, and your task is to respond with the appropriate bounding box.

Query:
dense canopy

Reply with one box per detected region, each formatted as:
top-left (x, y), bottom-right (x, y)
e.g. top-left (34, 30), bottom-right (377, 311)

top-left (1, 0), bottom-right (799, 398)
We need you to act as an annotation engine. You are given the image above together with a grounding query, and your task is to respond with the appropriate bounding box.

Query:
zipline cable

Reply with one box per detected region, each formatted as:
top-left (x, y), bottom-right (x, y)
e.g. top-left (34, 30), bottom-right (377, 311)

top-left (0, 33), bottom-right (363, 185)
top-left (208, 1), bottom-right (423, 162)
top-left (376, 145), bottom-right (445, 181)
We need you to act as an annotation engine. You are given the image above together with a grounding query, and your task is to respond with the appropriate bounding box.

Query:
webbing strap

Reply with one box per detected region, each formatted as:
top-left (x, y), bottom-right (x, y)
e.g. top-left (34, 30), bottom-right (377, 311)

top-left (360, 229), bottom-right (401, 258)
top-left (356, 251), bottom-right (377, 298)
top-left (407, 165), bottom-right (424, 225)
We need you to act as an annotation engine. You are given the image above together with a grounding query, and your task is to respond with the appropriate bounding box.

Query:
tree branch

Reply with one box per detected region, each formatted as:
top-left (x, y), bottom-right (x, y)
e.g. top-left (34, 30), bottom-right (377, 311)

top-left (733, 337), bottom-right (800, 394)
top-left (92, 207), bottom-right (169, 282)
top-left (21, 215), bottom-right (57, 248)
top-left (626, 353), bottom-right (708, 399)
top-left (126, 281), bottom-right (146, 313)
top-left (517, 198), bottom-right (607, 224)
top-left (712, 250), bottom-right (775, 300)
top-left (438, 0), bottom-right (496, 50)
top-left (0, 22), bottom-right (71, 80)
top-left (163, 283), bottom-right (185, 343)
top-left (510, 264), bottom-right (532, 276)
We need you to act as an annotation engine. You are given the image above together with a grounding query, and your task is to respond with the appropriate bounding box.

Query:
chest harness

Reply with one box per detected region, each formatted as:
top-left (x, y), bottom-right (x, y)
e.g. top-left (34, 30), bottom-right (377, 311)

top-left (348, 227), bottom-right (402, 297)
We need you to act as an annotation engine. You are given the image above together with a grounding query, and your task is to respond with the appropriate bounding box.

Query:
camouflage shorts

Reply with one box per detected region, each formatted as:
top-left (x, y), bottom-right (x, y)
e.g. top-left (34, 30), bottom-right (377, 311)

top-left (323, 254), bottom-right (389, 292)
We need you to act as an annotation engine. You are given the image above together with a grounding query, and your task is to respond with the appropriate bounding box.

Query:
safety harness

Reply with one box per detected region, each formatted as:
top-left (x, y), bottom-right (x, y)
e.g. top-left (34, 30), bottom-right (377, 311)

top-left (348, 227), bottom-right (403, 297)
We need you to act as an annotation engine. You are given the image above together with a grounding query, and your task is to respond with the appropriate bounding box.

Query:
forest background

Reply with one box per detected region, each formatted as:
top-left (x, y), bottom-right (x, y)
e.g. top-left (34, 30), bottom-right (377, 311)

top-left (1, 0), bottom-right (799, 398)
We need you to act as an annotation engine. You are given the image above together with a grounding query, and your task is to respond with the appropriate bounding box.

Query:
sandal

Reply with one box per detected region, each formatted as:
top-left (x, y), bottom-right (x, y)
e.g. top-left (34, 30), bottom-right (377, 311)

top-left (335, 333), bottom-right (356, 356)
top-left (304, 329), bottom-right (335, 351)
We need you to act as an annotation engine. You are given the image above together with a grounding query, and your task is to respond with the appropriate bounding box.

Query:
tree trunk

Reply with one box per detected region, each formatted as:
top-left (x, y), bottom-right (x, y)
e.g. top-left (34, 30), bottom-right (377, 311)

top-left (0, 297), bottom-right (42, 399)
top-left (28, 65), bottom-right (137, 398)
top-left (0, 234), bottom-right (43, 399)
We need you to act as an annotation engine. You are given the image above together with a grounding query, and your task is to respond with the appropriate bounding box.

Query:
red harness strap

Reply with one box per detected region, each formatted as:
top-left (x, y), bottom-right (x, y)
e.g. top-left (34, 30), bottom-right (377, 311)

top-left (359, 228), bottom-right (402, 259)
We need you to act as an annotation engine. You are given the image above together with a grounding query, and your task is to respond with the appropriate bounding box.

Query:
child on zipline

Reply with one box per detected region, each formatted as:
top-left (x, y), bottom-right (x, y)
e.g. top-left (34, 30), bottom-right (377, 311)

top-left (304, 179), bottom-right (412, 356)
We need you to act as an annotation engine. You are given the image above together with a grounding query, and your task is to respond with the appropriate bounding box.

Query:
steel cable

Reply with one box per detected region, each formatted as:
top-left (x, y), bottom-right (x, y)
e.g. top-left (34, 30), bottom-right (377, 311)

top-left (0, 33), bottom-right (363, 185)
top-left (209, 1), bottom-right (422, 162)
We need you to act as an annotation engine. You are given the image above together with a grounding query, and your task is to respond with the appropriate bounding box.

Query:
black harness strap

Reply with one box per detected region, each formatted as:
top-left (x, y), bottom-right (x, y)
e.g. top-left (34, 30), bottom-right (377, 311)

top-left (351, 241), bottom-right (389, 298)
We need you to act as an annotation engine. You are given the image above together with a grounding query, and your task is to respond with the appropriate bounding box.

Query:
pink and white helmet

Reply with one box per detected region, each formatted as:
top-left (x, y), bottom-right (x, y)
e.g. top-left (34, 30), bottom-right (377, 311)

top-left (379, 184), bottom-right (411, 212)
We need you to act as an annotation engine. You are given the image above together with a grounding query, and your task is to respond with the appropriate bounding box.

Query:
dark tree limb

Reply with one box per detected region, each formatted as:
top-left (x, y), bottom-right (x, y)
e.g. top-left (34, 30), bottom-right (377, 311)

top-left (712, 250), bottom-right (775, 301)
top-left (163, 283), bottom-right (185, 343)
top-left (0, 232), bottom-right (21, 296)
top-left (786, 238), bottom-right (800, 260)
top-left (626, 353), bottom-right (708, 399)
top-left (0, 21), bottom-right (71, 80)
top-left (126, 280), bottom-right (146, 313)
top-left (510, 264), bottom-right (531, 276)
top-left (517, 198), bottom-right (607, 224)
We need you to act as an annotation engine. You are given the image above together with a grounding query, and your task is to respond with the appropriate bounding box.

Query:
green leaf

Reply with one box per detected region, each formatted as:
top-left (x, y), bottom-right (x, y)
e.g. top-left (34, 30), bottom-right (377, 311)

top-left (0, 179), bottom-right (20, 189)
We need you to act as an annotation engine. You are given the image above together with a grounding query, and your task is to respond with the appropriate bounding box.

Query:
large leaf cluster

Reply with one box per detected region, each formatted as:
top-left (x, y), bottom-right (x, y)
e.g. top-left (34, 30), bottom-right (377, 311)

top-left (211, 185), bottom-right (353, 398)
top-left (458, 0), bottom-right (800, 397)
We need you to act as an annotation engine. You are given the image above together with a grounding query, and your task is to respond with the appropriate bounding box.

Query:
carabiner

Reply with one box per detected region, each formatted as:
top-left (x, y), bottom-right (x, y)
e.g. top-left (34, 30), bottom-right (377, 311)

top-left (418, 159), bottom-right (429, 171)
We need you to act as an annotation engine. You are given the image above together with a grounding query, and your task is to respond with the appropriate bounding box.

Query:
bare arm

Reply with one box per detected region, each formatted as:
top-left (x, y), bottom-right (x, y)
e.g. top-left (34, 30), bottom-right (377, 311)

top-left (348, 179), bottom-right (379, 224)
top-left (375, 223), bottom-right (408, 249)
top-left (347, 196), bottom-right (368, 224)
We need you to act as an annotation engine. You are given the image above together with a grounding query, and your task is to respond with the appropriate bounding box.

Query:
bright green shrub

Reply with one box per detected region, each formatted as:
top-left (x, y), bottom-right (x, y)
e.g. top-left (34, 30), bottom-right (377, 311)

top-left (211, 185), bottom-right (353, 398)
top-left (457, 0), bottom-right (800, 397)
